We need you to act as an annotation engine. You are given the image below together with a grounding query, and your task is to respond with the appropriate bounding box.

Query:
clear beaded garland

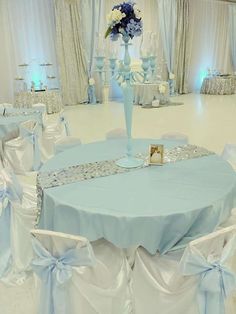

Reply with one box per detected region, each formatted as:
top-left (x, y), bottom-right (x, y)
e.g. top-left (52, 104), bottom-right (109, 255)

top-left (35, 145), bottom-right (215, 226)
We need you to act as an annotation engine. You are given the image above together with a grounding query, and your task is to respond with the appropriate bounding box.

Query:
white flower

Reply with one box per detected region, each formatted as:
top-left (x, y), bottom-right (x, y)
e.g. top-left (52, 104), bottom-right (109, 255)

top-left (133, 5), bottom-right (142, 19)
top-left (107, 9), bottom-right (126, 26)
top-left (159, 84), bottom-right (166, 94)
top-left (169, 72), bottom-right (175, 80)
top-left (89, 78), bottom-right (95, 85)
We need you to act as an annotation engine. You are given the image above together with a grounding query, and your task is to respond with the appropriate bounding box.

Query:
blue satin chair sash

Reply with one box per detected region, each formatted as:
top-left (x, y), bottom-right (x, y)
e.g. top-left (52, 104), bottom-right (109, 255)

top-left (31, 237), bottom-right (96, 314)
top-left (20, 122), bottom-right (41, 171)
top-left (0, 173), bottom-right (23, 278)
top-left (59, 116), bottom-right (70, 136)
top-left (180, 235), bottom-right (236, 314)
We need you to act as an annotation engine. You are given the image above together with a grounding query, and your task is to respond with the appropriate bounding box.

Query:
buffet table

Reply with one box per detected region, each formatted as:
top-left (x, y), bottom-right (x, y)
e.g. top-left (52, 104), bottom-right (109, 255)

top-left (201, 76), bottom-right (235, 95)
top-left (38, 139), bottom-right (236, 254)
top-left (133, 82), bottom-right (169, 106)
top-left (15, 90), bottom-right (63, 114)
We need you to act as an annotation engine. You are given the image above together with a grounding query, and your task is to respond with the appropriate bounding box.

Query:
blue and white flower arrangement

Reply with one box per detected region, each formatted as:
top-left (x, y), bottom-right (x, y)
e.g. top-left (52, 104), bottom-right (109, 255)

top-left (105, 1), bottom-right (143, 41)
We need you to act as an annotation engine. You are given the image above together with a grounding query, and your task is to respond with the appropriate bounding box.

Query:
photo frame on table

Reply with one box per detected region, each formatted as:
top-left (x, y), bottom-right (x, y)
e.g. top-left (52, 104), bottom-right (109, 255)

top-left (149, 144), bottom-right (164, 165)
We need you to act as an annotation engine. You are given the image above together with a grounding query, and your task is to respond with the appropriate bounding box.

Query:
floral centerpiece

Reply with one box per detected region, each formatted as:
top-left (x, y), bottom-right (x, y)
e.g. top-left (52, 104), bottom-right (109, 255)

top-left (105, 1), bottom-right (143, 41)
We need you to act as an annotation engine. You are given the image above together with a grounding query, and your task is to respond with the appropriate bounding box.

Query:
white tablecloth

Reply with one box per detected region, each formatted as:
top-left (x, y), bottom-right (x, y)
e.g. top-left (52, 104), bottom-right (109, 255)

top-left (201, 76), bottom-right (236, 95)
top-left (133, 82), bottom-right (169, 106)
top-left (15, 90), bottom-right (63, 114)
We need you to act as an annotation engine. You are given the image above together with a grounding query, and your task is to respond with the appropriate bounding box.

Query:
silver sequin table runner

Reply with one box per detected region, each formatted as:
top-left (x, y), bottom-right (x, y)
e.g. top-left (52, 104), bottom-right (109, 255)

top-left (201, 76), bottom-right (236, 95)
top-left (36, 145), bottom-right (215, 225)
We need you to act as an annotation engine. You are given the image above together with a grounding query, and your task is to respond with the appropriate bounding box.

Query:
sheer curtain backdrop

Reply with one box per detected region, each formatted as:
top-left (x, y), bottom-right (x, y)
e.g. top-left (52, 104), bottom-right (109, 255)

top-left (188, 0), bottom-right (233, 91)
top-left (0, 0), bottom-right (235, 102)
top-left (157, 0), bottom-right (177, 76)
top-left (0, 0), bottom-right (58, 103)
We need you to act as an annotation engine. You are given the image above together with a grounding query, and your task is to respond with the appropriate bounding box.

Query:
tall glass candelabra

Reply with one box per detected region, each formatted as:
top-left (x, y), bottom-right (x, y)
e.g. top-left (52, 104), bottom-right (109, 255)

top-left (115, 35), bottom-right (144, 168)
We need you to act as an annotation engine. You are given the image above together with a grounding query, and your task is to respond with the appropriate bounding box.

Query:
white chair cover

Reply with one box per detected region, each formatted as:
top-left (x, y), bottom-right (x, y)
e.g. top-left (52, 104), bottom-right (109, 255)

top-left (0, 275), bottom-right (37, 314)
top-left (32, 103), bottom-right (47, 125)
top-left (40, 115), bottom-right (70, 161)
top-left (3, 120), bottom-right (41, 174)
top-left (106, 128), bottom-right (127, 140)
top-left (161, 132), bottom-right (189, 144)
top-left (132, 226), bottom-right (236, 314)
top-left (31, 230), bottom-right (132, 314)
top-left (0, 168), bottom-right (37, 284)
top-left (54, 136), bottom-right (81, 155)
top-left (222, 144), bottom-right (236, 170)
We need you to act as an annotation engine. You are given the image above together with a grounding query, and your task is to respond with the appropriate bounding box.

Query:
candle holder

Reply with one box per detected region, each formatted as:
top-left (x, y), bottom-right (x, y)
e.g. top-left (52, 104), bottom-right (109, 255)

top-left (115, 35), bottom-right (143, 168)
top-left (141, 57), bottom-right (150, 83)
top-left (109, 58), bottom-right (117, 75)
top-left (149, 56), bottom-right (157, 80)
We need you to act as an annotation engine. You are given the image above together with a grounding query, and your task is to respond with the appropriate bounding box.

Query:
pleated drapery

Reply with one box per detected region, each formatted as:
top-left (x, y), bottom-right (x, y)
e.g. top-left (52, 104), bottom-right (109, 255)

top-left (157, 0), bottom-right (177, 75)
top-left (54, 0), bottom-right (88, 105)
top-left (229, 4), bottom-right (236, 71)
top-left (174, 0), bottom-right (190, 94)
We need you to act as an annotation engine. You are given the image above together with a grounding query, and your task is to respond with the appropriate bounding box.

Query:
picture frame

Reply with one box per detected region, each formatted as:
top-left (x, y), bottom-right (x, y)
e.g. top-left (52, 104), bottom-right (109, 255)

top-left (149, 144), bottom-right (164, 165)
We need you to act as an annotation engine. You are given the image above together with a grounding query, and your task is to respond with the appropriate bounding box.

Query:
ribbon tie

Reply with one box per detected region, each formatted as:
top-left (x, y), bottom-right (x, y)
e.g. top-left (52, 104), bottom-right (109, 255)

top-left (28, 132), bottom-right (41, 171)
top-left (20, 124), bottom-right (41, 171)
top-left (180, 238), bottom-right (236, 314)
top-left (31, 237), bottom-right (96, 314)
top-left (59, 116), bottom-right (70, 136)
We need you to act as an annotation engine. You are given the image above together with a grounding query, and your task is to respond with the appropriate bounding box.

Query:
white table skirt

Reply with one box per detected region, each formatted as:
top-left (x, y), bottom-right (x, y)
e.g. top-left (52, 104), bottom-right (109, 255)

top-left (133, 82), bottom-right (169, 105)
top-left (200, 76), bottom-right (235, 95)
top-left (15, 90), bottom-right (63, 114)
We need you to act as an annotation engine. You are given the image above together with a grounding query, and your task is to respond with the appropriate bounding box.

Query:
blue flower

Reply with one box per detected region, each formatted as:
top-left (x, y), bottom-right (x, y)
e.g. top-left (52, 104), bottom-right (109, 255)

top-left (106, 1), bottom-right (142, 41)
top-left (126, 19), bottom-right (143, 38)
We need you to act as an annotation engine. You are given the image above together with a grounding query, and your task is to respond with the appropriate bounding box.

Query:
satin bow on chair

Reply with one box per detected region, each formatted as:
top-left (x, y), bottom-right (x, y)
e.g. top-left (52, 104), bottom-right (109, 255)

top-left (59, 116), bottom-right (70, 136)
top-left (180, 239), bottom-right (236, 314)
top-left (28, 132), bottom-right (41, 171)
top-left (20, 122), bottom-right (41, 171)
top-left (31, 237), bottom-right (96, 314)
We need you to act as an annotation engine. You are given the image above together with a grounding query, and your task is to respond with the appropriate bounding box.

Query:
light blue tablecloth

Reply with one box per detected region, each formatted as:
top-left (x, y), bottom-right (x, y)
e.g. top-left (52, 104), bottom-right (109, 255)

top-left (39, 139), bottom-right (236, 254)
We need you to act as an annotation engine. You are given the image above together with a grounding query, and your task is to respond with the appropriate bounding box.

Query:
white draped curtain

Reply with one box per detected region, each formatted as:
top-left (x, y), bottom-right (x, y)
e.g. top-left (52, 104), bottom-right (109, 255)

top-left (175, 0), bottom-right (190, 94)
top-left (157, 0), bottom-right (177, 76)
top-left (54, 0), bottom-right (88, 105)
top-left (0, 0), bottom-right (58, 103)
top-left (0, 0), bottom-right (235, 101)
top-left (188, 0), bottom-right (233, 91)
top-left (229, 4), bottom-right (236, 71)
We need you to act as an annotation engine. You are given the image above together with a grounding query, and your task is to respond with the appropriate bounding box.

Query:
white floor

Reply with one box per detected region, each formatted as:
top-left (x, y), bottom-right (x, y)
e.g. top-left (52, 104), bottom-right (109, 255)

top-left (62, 93), bottom-right (236, 154)
top-left (1, 92), bottom-right (236, 313)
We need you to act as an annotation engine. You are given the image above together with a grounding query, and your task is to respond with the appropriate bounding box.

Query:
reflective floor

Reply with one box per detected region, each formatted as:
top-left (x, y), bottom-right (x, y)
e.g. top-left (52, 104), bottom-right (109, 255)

top-left (62, 93), bottom-right (236, 154)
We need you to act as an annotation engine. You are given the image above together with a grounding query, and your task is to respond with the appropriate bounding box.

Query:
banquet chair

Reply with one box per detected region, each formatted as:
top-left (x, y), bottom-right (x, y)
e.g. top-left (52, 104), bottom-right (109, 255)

top-left (132, 225), bottom-right (236, 314)
top-left (31, 230), bottom-right (132, 314)
top-left (54, 136), bottom-right (81, 155)
top-left (0, 168), bottom-right (37, 284)
top-left (32, 103), bottom-right (47, 124)
top-left (161, 132), bottom-right (189, 144)
top-left (106, 128), bottom-right (127, 140)
top-left (40, 114), bottom-right (70, 161)
top-left (3, 119), bottom-right (41, 174)
top-left (222, 144), bottom-right (236, 171)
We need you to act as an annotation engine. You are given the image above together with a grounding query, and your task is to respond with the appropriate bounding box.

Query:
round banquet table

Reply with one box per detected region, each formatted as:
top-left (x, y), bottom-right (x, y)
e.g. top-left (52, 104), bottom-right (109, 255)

top-left (133, 82), bottom-right (169, 106)
top-left (39, 139), bottom-right (236, 254)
